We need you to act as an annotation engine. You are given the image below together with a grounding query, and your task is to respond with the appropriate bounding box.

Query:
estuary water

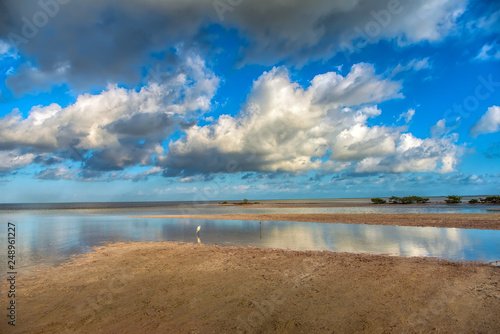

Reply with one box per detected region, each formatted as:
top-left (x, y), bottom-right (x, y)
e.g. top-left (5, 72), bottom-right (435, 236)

top-left (1, 207), bottom-right (499, 273)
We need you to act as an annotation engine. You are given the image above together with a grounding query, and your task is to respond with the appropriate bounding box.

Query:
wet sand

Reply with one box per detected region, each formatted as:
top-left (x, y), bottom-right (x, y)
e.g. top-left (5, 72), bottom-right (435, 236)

top-left (7, 242), bottom-right (500, 333)
top-left (132, 213), bottom-right (500, 230)
top-left (208, 201), bottom-right (374, 208)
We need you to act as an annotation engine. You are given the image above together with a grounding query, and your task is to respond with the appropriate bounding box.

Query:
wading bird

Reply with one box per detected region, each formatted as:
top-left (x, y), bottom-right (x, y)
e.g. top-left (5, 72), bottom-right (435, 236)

top-left (196, 225), bottom-right (201, 235)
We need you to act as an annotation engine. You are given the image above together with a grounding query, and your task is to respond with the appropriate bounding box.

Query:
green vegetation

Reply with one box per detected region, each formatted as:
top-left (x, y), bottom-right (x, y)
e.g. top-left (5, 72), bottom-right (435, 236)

top-left (468, 196), bottom-right (500, 204)
top-left (445, 195), bottom-right (462, 204)
top-left (387, 196), bottom-right (429, 204)
top-left (371, 195), bottom-right (500, 205)
top-left (371, 198), bottom-right (387, 204)
top-left (219, 199), bottom-right (260, 205)
top-left (481, 196), bottom-right (500, 203)
top-left (388, 196), bottom-right (399, 204)
top-left (237, 199), bottom-right (260, 205)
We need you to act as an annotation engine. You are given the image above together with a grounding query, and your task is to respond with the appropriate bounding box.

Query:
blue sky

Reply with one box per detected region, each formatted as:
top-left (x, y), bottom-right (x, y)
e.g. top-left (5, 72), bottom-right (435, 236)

top-left (0, 0), bottom-right (499, 203)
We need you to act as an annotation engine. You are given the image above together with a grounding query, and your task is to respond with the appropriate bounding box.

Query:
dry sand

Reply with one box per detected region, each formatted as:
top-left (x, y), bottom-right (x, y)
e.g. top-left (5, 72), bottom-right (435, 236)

top-left (5, 242), bottom-right (500, 333)
top-left (132, 213), bottom-right (500, 230)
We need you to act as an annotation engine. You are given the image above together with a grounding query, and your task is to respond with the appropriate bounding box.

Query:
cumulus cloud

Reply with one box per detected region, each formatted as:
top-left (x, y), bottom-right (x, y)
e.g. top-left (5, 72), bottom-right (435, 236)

top-left (355, 133), bottom-right (461, 174)
top-left (0, 55), bottom-right (219, 174)
top-left (470, 106), bottom-right (500, 137)
top-left (0, 56), bottom-right (464, 179)
top-left (160, 64), bottom-right (401, 175)
top-left (160, 63), bottom-right (460, 176)
top-left (331, 123), bottom-right (398, 161)
top-left (2, 0), bottom-right (467, 93)
top-left (311, 63), bottom-right (403, 105)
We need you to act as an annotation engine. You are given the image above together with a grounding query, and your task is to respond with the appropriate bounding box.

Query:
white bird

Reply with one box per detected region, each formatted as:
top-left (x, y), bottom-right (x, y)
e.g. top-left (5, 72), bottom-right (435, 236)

top-left (196, 225), bottom-right (201, 235)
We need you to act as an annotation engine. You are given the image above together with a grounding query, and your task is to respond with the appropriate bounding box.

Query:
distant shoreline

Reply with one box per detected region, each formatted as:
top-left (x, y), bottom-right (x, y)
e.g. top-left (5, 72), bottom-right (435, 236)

top-left (2, 197), bottom-right (499, 210)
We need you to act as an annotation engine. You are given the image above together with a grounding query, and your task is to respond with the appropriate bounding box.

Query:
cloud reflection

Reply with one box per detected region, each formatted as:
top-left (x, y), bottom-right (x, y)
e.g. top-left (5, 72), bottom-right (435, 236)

top-left (2, 212), bottom-right (499, 274)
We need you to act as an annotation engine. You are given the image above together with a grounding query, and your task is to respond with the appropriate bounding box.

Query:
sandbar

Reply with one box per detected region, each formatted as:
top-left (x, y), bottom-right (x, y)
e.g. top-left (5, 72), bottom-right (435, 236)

top-left (7, 241), bottom-right (500, 333)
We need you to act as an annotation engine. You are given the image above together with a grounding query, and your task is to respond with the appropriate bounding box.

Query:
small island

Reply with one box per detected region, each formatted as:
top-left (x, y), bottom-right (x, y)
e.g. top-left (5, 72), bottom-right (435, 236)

top-left (219, 198), bottom-right (260, 205)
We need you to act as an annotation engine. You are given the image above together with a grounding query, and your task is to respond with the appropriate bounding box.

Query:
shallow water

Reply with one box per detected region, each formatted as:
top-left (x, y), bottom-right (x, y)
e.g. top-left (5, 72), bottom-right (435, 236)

top-left (1, 210), bottom-right (499, 273)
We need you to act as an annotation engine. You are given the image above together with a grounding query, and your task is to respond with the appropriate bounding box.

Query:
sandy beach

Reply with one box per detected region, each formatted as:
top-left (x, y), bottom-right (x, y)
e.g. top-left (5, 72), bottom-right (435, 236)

top-left (132, 213), bottom-right (500, 230)
top-left (6, 241), bottom-right (500, 333)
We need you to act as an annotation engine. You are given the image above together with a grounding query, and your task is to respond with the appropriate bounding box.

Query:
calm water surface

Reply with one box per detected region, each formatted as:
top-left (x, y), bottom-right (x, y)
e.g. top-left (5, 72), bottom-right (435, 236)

top-left (1, 209), bottom-right (499, 273)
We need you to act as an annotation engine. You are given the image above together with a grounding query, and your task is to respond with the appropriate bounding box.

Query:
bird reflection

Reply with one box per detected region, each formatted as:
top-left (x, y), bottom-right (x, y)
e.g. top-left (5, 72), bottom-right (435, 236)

top-left (196, 225), bottom-right (201, 244)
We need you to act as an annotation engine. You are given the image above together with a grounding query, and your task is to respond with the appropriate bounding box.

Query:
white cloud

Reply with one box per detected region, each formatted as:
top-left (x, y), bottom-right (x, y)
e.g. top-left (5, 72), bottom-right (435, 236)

top-left (431, 119), bottom-right (447, 137)
top-left (0, 150), bottom-right (36, 173)
top-left (475, 42), bottom-right (500, 61)
top-left (36, 167), bottom-right (75, 180)
top-left (232, 185), bottom-right (250, 191)
top-left (397, 108), bottom-right (415, 123)
top-left (0, 40), bottom-right (9, 54)
top-left (311, 63), bottom-right (403, 106)
top-left (431, 117), bottom-right (460, 137)
top-left (321, 161), bottom-right (351, 173)
top-left (470, 106), bottom-right (500, 137)
top-left (331, 123), bottom-right (397, 160)
top-left (355, 133), bottom-right (461, 174)
top-left (393, 0), bottom-right (466, 44)
top-left (122, 167), bottom-right (163, 182)
top-left (179, 177), bottom-right (195, 183)
top-left (391, 58), bottom-right (431, 77)
top-left (0, 55), bottom-right (219, 174)
top-left (0, 40), bottom-right (17, 60)
top-left (0, 40), bottom-right (10, 57)
top-left (161, 64), bottom-right (402, 174)
top-left (161, 63), bottom-right (461, 176)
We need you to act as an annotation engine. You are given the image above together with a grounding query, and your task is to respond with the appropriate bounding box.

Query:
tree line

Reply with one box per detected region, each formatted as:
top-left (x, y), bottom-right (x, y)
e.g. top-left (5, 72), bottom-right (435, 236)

top-left (371, 195), bottom-right (500, 204)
